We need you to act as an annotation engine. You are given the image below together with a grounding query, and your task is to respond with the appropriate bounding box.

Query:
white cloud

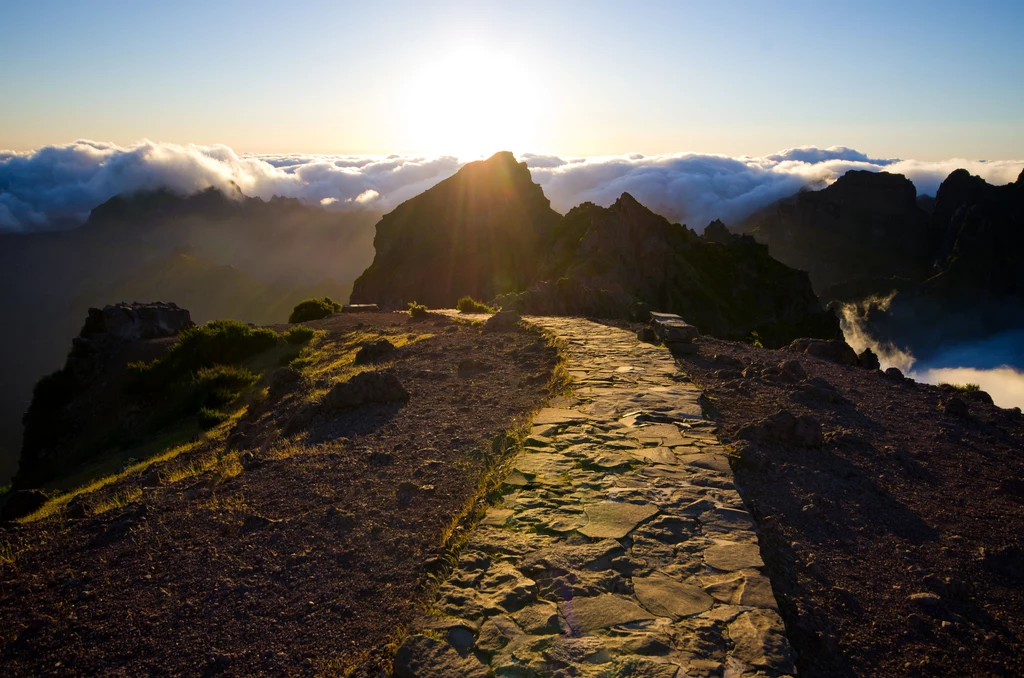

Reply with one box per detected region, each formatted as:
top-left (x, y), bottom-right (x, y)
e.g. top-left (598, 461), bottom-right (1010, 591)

top-left (0, 140), bottom-right (1021, 233)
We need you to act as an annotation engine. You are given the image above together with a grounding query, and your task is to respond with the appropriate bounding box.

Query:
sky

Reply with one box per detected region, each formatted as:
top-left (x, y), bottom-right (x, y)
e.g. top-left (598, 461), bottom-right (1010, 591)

top-left (2, 0), bottom-right (1023, 160)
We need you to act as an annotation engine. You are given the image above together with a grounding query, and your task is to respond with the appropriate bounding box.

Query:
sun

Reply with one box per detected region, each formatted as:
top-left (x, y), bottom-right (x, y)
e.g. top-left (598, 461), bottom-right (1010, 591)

top-left (396, 45), bottom-right (545, 158)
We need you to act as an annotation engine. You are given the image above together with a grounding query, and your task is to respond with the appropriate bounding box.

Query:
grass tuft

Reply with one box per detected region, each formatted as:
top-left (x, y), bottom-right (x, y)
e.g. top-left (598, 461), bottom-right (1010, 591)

top-left (197, 407), bottom-right (231, 430)
top-left (456, 296), bottom-right (495, 314)
top-left (284, 326), bottom-right (317, 345)
top-left (941, 382), bottom-right (981, 393)
top-left (90, 487), bottom-right (142, 516)
top-left (407, 301), bottom-right (430, 318)
top-left (289, 297), bottom-right (342, 324)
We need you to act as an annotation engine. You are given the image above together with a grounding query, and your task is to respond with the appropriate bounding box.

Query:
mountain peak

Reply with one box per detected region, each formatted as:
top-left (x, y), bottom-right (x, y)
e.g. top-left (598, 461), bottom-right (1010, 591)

top-left (483, 150), bottom-right (518, 165)
top-left (351, 151), bottom-right (561, 307)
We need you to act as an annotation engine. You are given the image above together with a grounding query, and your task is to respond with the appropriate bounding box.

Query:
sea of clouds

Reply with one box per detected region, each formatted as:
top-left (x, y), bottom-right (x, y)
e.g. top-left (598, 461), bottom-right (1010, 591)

top-left (2, 140), bottom-right (1023, 233)
top-left (841, 302), bottom-right (1024, 410)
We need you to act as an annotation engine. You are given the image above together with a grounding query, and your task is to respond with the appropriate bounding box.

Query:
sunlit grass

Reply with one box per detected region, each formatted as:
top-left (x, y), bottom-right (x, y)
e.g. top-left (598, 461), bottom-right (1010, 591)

top-left (295, 329), bottom-right (434, 401)
top-left (16, 326), bottom-right (434, 527)
top-left (940, 382), bottom-right (981, 393)
top-left (0, 540), bottom-right (15, 567)
top-left (20, 408), bottom-right (244, 524)
top-left (20, 438), bottom-right (202, 524)
top-left (90, 487), bottom-right (143, 516)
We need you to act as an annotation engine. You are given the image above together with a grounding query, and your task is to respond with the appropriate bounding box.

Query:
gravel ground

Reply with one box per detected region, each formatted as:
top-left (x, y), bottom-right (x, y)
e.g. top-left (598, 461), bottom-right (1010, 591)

top-left (679, 335), bottom-right (1024, 677)
top-left (0, 312), bottom-right (558, 676)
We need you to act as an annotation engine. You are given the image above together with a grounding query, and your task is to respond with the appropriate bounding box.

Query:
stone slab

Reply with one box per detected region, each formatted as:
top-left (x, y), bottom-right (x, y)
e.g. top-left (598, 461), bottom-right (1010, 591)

top-left (579, 501), bottom-right (659, 539)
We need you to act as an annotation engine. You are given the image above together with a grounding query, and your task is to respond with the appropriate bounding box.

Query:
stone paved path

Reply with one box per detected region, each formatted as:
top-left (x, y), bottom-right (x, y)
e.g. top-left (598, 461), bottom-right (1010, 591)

top-left (397, 317), bottom-right (794, 677)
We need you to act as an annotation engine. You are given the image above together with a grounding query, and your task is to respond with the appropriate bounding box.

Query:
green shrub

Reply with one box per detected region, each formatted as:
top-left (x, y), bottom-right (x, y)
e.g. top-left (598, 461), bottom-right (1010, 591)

top-left (289, 297), bottom-right (342, 323)
top-left (130, 320), bottom-right (278, 389)
top-left (289, 355), bottom-right (315, 371)
top-left (197, 407), bottom-right (231, 430)
top-left (194, 365), bottom-right (259, 394)
top-left (941, 382), bottom-right (981, 393)
top-left (408, 301), bottom-right (430, 318)
top-left (284, 326), bottom-right (316, 345)
top-left (457, 296), bottom-right (496, 314)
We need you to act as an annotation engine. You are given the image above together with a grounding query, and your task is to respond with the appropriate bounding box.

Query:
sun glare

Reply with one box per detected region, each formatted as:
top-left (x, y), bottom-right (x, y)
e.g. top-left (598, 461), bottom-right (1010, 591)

top-left (396, 45), bottom-right (545, 158)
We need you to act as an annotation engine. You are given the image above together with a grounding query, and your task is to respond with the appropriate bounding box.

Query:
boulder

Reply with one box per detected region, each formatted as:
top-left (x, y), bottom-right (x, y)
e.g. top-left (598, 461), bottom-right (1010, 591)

top-left (779, 360), bottom-right (808, 381)
top-left (322, 371), bottom-right (409, 412)
top-left (884, 367), bottom-right (905, 382)
top-left (943, 396), bottom-right (970, 418)
top-left (788, 338), bottom-right (858, 366)
top-left (739, 410), bottom-right (824, 448)
top-left (342, 304), bottom-right (379, 313)
top-left (857, 347), bottom-right (881, 370)
top-left (354, 339), bottom-right (396, 364)
top-left (267, 367), bottom-right (302, 401)
top-left (1, 489), bottom-right (48, 521)
top-left (649, 312), bottom-right (699, 343)
top-left (714, 354), bottom-right (745, 369)
top-left (483, 310), bottom-right (521, 333)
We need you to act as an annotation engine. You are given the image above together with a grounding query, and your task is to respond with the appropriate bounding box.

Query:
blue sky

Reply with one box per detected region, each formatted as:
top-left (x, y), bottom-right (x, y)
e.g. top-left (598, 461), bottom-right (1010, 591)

top-left (1, 0), bottom-right (1022, 159)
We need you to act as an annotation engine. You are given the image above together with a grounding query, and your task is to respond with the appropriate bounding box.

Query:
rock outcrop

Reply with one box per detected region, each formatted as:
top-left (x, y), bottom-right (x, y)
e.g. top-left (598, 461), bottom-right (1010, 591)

top-left (322, 371), bottom-right (409, 412)
top-left (504, 193), bottom-right (839, 346)
top-left (350, 151), bottom-right (562, 308)
top-left (743, 170), bottom-right (932, 291)
top-left (78, 302), bottom-right (194, 342)
top-left (16, 303), bottom-right (194, 487)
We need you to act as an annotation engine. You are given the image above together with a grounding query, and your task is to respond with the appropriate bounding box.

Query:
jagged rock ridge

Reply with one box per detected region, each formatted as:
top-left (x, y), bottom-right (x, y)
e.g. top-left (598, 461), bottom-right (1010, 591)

top-left (352, 152), bottom-right (839, 347)
top-left (743, 170), bottom-right (932, 291)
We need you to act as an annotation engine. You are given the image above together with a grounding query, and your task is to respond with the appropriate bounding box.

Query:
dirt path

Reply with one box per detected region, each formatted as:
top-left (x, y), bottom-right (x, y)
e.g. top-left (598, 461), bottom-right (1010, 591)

top-left (397, 317), bottom-right (794, 677)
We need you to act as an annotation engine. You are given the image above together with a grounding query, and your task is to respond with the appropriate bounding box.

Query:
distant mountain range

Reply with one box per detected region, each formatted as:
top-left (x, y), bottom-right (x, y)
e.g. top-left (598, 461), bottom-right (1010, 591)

top-left (0, 189), bottom-right (378, 480)
top-left (742, 166), bottom-right (1024, 359)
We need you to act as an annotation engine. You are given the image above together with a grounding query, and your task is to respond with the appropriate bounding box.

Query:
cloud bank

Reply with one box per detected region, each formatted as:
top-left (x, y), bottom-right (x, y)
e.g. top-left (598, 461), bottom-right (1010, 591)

top-left (841, 306), bottom-right (1024, 410)
top-left (1, 140), bottom-right (1022, 233)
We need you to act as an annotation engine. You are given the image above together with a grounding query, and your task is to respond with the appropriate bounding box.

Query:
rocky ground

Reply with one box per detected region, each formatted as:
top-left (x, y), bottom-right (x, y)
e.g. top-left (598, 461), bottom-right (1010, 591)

top-left (678, 335), bottom-right (1024, 677)
top-left (0, 312), bottom-right (558, 676)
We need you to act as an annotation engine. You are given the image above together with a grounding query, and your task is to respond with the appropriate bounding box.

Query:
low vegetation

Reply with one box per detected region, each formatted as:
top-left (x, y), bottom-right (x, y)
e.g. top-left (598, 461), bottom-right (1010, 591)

top-left (457, 296), bottom-right (496, 314)
top-left (284, 326), bottom-right (316, 345)
top-left (407, 301), bottom-right (430, 318)
top-left (288, 296), bottom-right (342, 323)
top-left (130, 320), bottom-right (278, 383)
top-left (941, 382), bottom-right (981, 392)
top-left (126, 323), bottom-right (272, 434)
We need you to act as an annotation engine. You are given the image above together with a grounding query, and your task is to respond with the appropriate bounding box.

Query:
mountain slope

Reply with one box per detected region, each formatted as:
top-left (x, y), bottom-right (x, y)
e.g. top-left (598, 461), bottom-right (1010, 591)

top-left (507, 193), bottom-right (839, 346)
top-left (845, 168), bottom-right (1024, 357)
top-left (350, 151), bottom-right (563, 308)
top-left (743, 170), bottom-right (932, 291)
top-left (0, 189), bottom-right (377, 482)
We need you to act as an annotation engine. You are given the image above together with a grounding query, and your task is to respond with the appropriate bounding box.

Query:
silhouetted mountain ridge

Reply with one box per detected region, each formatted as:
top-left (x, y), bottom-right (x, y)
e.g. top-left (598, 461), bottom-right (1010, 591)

top-left (742, 166), bottom-right (1024, 358)
top-left (354, 152), bottom-right (840, 346)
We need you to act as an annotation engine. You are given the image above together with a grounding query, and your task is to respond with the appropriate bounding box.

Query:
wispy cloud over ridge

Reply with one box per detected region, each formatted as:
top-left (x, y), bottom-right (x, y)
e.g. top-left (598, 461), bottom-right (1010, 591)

top-left (1, 140), bottom-right (1021, 233)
